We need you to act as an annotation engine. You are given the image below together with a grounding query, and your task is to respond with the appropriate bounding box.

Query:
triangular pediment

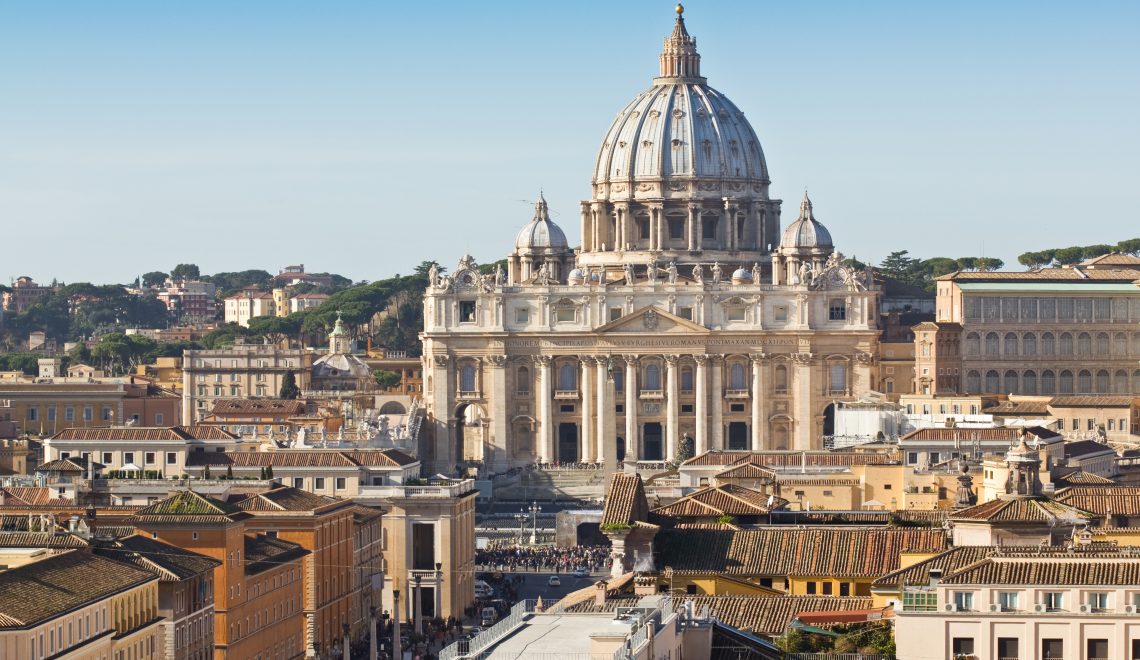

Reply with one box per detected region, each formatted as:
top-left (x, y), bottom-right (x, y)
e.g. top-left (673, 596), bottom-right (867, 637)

top-left (596, 306), bottom-right (710, 334)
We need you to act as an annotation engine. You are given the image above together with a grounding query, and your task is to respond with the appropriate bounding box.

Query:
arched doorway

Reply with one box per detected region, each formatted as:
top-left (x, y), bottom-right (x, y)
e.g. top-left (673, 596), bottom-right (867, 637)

top-left (823, 403), bottom-right (836, 437)
top-left (642, 423), bottom-right (663, 461)
top-left (454, 403), bottom-right (483, 466)
top-left (379, 401), bottom-right (407, 415)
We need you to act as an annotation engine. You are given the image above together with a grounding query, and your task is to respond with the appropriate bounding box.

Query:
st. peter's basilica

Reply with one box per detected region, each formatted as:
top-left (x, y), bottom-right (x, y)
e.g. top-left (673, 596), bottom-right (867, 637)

top-left (421, 6), bottom-right (880, 473)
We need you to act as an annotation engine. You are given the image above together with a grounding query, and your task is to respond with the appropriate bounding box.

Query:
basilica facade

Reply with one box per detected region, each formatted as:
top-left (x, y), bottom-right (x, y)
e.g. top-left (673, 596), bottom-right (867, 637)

top-left (420, 7), bottom-right (880, 473)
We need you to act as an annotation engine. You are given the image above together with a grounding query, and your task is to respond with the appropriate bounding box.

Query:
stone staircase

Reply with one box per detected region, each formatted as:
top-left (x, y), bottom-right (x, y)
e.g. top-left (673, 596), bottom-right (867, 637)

top-left (493, 469), bottom-right (609, 502)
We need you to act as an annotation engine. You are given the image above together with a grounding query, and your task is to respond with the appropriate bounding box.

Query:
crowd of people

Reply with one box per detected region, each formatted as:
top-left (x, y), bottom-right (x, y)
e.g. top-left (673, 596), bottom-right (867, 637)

top-left (476, 543), bottom-right (612, 573)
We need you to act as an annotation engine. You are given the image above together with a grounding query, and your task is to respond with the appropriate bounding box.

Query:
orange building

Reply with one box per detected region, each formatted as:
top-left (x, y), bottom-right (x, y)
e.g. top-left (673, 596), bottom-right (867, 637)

top-left (133, 490), bottom-right (308, 660)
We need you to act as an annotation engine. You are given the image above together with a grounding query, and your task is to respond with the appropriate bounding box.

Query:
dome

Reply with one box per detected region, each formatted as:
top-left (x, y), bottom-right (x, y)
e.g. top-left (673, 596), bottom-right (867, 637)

top-left (731, 267), bottom-right (752, 285)
top-left (567, 268), bottom-right (585, 285)
top-left (780, 192), bottom-right (833, 250)
top-left (515, 193), bottom-right (568, 251)
top-left (591, 8), bottom-right (769, 198)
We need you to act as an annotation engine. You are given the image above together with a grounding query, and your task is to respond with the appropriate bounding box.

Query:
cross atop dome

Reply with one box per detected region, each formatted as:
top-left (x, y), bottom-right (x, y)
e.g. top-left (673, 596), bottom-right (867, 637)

top-left (658, 3), bottom-right (703, 82)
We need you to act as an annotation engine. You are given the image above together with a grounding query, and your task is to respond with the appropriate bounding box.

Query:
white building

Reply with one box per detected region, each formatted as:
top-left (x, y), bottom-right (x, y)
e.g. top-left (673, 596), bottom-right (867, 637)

top-left (421, 7), bottom-right (880, 474)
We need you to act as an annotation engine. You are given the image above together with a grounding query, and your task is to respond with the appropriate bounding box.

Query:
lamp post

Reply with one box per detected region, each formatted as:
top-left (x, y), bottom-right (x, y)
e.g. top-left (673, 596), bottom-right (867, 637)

top-left (413, 574), bottom-right (423, 640)
top-left (514, 511), bottom-right (528, 545)
top-left (380, 610), bottom-right (390, 660)
top-left (525, 501), bottom-right (541, 545)
top-left (435, 562), bottom-right (443, 625)
top-left (392, 592), bottom-right (402, 660)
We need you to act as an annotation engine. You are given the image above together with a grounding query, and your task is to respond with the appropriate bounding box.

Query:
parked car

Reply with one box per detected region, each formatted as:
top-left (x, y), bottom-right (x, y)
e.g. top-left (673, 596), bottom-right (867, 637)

top-left (547, 575), bottom-right (561, 587)
top-left (573, 568), bottom-right (589, 578)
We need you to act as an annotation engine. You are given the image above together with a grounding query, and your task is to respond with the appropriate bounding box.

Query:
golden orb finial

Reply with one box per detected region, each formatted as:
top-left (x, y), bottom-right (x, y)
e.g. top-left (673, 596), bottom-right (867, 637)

top-left (676, 3), bottom-right (684, 16)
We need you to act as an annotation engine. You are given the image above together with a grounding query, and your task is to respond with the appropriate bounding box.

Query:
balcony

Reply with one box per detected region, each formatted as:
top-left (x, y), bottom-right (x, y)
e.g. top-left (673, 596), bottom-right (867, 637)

top-left (357, 479), bottom-right (476, 500)
top-left (553, 390), bottom-right (579, 400)
top-left (639, 390), bottom-right (664, 399)
top-left (725, 389), bottom-right (749, 399)
top-left (456, 390), bottom-right (480, 400)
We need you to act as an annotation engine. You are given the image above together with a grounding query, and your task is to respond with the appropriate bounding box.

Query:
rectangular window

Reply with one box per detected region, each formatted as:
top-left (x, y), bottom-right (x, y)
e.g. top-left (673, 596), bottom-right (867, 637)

top-left (701, 217), bottom-right (717, 240)
top-left (996, 591), bottom-right (1019, 611)
top-left (293, 478), bottom-right (304, 489)
top-left (102, 452), bottom-right (113, 464)
top-left (1041, 638), bottom-right (1063, 660)
top-left (556, 307), bottom-right (576, 323)
top-left (123, 452), bottom-right (134, 465)
top-left (46, 406), bottom-right (56, 422)
top-left (638, 218), bottom-right (650, 240)
top-left (335, 477), bottom-right (346, 490)
top-left (907, 451), bottom-right (918, 465)
top-left (609, 307), bottom-right (624, 322)
top-left (668, 218), bottom-right (684, 240)
top-left (901, 590), bottom-right (937, 612)
top-left (953, 591), bottom-right (974, 611)
top-left (1087, 638), bottom-right (1109, 660)
top-left (726, 306), bottom-right (746, 322)
top-left (144, 452), bottom-right (156, 465)
top-left (806, 581), bottom-right (816, 594)
top-left (951, 638), bottom-right (974, 657)
top-left (774, 306), bottom-right (788, 322)
top-left (314, 477), bottom-right (326, 490)
top-left (829, 300), bottom-right (846, 321)
top-left (155, 413), bottom-right (164, 425)
top-left (515, 308), bottom-right (529, 324)
top-left (214, 387), bottom-right (222, 396)
top-left (676, 306), bottom-right (693, 321)
top-left (839, 582), bottom-right (850, 597)
top-left (65, 406), bottom-right (75, 421)
top-left (1088, 591), bottom-right (1109, 612)
top-left (822, 581), bottom-right (833, 595)
top-left (166, 452), bottom-right (178, 465)
top-left (27, 407), bottom-right (38, 421)
top-left (459, 301), bottom-right (476, 323)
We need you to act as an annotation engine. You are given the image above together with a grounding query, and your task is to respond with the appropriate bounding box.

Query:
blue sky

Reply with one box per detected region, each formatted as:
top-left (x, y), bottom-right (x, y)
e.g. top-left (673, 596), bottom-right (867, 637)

top-left (2, 1), bottom-right (1138, 284)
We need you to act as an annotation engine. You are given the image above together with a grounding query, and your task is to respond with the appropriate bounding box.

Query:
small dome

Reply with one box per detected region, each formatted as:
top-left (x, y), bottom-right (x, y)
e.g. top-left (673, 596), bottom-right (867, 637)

top-left (567, 268), bottom-right (585, 285)
top-left (731, 267), bottom-right (752, 285)
top-left (780, 192), bottom-right (833, 250)
top-left (515, 193), bottom-right (569, 251)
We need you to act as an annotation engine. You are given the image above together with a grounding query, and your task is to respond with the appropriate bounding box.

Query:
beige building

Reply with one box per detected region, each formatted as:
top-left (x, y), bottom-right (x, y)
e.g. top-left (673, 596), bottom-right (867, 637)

top-left (421, 11), bottom-right (880, 473)
top-left (181, 341), bottom-right (316, 423)
top-left (919, 257), bottom-right (1140, 398)
top-left (895, 547), bottom-right (1140, 660)
top-left (222, 288), bottom-right (275, 327)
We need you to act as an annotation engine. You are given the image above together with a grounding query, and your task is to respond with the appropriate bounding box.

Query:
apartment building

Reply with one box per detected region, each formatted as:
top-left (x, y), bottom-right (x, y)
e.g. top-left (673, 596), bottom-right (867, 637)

top-left (0, 378), bottom-right (180, 436)
top-left (181, 341), bottom-right (316, 423)
top-left (222, 289), bottom-right (275, 327)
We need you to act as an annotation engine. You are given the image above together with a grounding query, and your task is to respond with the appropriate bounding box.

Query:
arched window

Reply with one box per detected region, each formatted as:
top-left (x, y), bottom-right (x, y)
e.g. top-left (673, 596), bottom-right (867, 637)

top-left (1040, 370), bottom-right (1056, 394)
top-left (1004, 333), bottom-right (1018, 356)
top-left (966, 371), bottom-right (981, 393)
top-left (558, 363), bottom-right (577, 391)
top-left (460, 365), bottom-right (476, 393)
top-left (645, 364), bottom-right (662, 390)
top-left (1096, 369), bottom-right (1109, 393)
top-left (773, 424), bottom-right (789, 451)
top-left (1077, 369), bottom-right (1092, 393)
top-left (965, 332), bottom-right (980, 356)
top-left (516, 367), bottom-right (531, 394)
top-left (1115, 333), bottom-right (1128, 356)
top-left (1060, 333), bottom-right (1073, 356)
top-left (1003, 370), bottom-right (1019, 394)
top-left (729, 363), bottom-right (746, 390)
top-left (681, 367), bottom-right (694, 392)
top-left (985, 332), bottom-right (1000, 356)
top-left (985, 370), bottom-right (1000, 393)
top-left (1022, 370), bottom-right (1037, 394)
top-left (1115, 370), bottom-right (1129, 394)
top-left (774, 365), bottom-right (789, 393)
top-left (1096, 333), bottom-right (1110, 356)
top-left (1078, 332), bottom-right (1092, 356)
top-left (1059, 370), bottom-right (1074, 394)
top-left (1041, 332), bottom-right (1055, 355)
top-left (613, 370), bottom-right (624, 393)
top-left (829, 363), bottom-right (847, 393)
top-left (1022, 333), bottom-right (1036, 356)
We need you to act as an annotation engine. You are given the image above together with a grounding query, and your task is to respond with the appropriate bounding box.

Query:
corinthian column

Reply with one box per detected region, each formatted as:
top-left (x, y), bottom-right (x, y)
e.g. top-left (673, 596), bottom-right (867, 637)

top-left (581, 358), bottom-right (593, 462)
top-left (694, 354), bottom-right (708, 455)
top-left (535, 356), bottom-right (553, 463)
top-left (596, 357), bottom-right (608, 465)
top-left (665, 355), bottom-right (679, 461)
top-left (750, 353), bottom-right (766, 451)
top-left (624, 355), bottom-right (639, 462)
top-left (710, 355), bottom-right (723, 450)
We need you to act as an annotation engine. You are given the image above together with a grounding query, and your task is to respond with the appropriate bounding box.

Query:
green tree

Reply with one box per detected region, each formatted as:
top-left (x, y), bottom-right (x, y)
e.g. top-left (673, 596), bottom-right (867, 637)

top-left (373, 369), bottom-right (402, 390)
top-left (141, 271), bottom-right (168, 287)
top-left (1053, 246), bottom-right (1085, 264)
top-left (248, 315), bottom-right (300, 346)
top-left (924, 257), bottom-right (959, 279)
top-left (279, 371), bottom-right (301, 399)
top-left (675, 434), bottom-right (695, 463)
top-left (171, 264), bottom-right (201, 280)
top-left (973, 257), bottom-right (1004, 271)
top-left (1082, 244), bottom-right (1114, 259)
top-left (878, 250), bottom-right (921, 281)
top-left (955, 256), bottom-right (977, 271)
top-left (1117, 238), bottom-right (1140, 256)
top-left (201, 323), bottom-right (250, 349)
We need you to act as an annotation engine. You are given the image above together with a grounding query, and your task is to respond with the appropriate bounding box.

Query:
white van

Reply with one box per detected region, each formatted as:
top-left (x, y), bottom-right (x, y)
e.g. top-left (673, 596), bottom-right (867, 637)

top-left (480, 607), bottom-right (498, 627)
top-left (474, 580), bottom-right (494, 598)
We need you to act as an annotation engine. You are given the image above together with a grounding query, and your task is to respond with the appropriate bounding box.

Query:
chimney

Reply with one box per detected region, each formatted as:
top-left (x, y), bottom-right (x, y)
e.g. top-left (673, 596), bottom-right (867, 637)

top-left (634, 575), bottom-right (657, 597)
top-left (928, 568), bottom-right (942, 587)
top-left (595, 580), bottom-right (608, 608)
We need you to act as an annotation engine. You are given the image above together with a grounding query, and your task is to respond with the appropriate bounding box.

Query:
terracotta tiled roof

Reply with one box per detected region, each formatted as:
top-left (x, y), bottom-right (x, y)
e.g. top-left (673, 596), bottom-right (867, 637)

top-left (900, 427), bottom-right (1059, 442)
top-left (231, 486), bottom-right (340, 512)
top-left (0, 551), bottom-right (157, 628)
top-left (340, 449), bottom-right (420, 467)
top-left (0, 487), bottom-right (73, 506)
top-left (937, 267), bottom-right (1140, 282)
top-left (244, 534), bottom-right (308, 574)
top-left (1054, 486), bottom-right (1140, 516)
top-left (35, 457), bottom-right (101, 473)
top-left (210, 399), bottom-right (307, 415)
top-left (348, 504), bottom-right (384, 523)
top-left (950, 497), bottom-right (1096, 523)
top-left (687, 595), bottom-right (875, 636)
top-left (134, 489), bottom-right (243, 524)
top-left (871, 546), bottom-right (999, 588)
top-left (984, 401), bottom-right (1051, 416)
top-left (601, 473), bottom-right (648, 527)
top-left (941, 554), bottom-right (1140, 586)
top-left (49, 426), bottom-right (237, 441)
top-left (1081, 252), bottom-right (1140, 267)
top-left (1054, 470), bottom-right (1115, 486)
top-left (715, 463), bottom-right (776, 480)
top-left (652, 484), bottom-right (787, 518)
top-left (1049, 395), bottom-right (1137, 408)
top-left (655, 527), bottom-right (946, 577)
top-left (93, 534), bottom-right (221, 581)
top-left (1063, 440), bottom-right (1115, 459)
top-left (0, 531), bottom-right (90, 548)
top-left (186, 450), bottom-right (359, 468)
